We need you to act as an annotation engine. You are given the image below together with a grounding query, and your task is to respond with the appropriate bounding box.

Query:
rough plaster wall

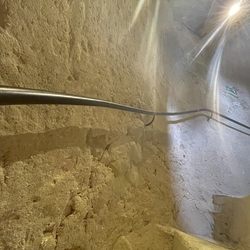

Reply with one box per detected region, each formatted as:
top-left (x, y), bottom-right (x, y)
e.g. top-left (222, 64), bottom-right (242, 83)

top-left (166, 0), bottom-right (250, 244)
top-left (0, 0), bottom-right (175, 249)
top-left (213, 194), bottom-right (250, 249)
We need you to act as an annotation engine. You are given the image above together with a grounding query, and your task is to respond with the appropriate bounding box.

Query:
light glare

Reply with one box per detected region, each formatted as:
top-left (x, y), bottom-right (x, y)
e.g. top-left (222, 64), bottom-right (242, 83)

top-left (228, 3), bottom-right (240, 17)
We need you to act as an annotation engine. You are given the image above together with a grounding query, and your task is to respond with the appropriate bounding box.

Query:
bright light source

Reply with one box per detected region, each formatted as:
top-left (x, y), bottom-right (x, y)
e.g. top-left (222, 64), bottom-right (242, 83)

top-left (228, 3), bottom-right (240, 17)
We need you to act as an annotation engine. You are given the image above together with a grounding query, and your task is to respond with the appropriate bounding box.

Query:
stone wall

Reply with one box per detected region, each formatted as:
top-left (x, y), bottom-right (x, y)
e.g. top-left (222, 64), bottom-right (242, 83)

top-left (0, 0), bottom-right (175, 249)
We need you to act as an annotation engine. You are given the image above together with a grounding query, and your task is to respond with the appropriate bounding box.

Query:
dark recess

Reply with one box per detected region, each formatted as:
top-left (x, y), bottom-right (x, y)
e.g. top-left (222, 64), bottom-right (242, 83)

top-left (0, 2), bottom-right (8, 29)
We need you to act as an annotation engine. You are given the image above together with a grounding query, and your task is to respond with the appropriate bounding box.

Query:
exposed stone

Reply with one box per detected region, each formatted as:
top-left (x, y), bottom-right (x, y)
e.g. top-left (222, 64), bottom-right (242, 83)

top-left (113, 236), bottom-right (132, 250)
top-left (213, 194), bottom-right (250, 249)
top-left (0, 1), bottom-right (175, 249)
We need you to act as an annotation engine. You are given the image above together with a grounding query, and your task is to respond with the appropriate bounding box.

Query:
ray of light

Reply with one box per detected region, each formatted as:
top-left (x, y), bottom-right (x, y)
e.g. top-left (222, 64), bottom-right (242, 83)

top-left (143, 0), bottom-right (160, 107)
top-left (192, 0), bottom-right (248, 63)
top-left (207, 25), bottom-right (228, 113)
top-left (192, 17), bottom-right (229, 63)
top-left (228, 2), bottom-right (241, 17)
top-left (171, 16), bottom-right (230, 84)
top-left (130, 0), bottom-right (146, 30)
top-left (144, 0), bottom-right (160, 69)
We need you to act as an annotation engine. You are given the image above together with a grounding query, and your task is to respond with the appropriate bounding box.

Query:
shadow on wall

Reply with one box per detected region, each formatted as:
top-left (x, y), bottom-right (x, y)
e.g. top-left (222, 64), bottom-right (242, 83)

top-left (213, 194), bottom-right (250, 249)
top-left (0, 1), bottom-right (8, 29)
top-left (1, 113), bottom-right (249, 169)
top-left (0, 126), bottom-right (120, 167)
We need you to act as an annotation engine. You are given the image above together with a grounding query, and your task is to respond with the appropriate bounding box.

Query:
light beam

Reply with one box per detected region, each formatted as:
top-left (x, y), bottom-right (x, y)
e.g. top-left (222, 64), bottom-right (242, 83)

top-left (228, 3), bottom-right (240, 17)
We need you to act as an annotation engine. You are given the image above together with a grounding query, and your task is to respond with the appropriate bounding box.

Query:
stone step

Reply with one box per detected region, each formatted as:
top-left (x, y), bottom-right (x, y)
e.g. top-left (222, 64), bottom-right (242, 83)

top-left (157, 225), bottom-right (231, 250)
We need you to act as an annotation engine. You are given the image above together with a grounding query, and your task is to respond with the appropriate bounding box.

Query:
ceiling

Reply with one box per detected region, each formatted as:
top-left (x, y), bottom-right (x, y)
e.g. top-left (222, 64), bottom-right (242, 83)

top-left (171, 0), bottom-right (250, 87)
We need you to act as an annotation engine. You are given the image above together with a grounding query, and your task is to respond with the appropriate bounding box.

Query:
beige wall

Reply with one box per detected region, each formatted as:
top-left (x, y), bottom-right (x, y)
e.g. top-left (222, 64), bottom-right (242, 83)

top-left (0, 0), bottom-right (175, 249)
top-left (1, 0), bottom-right (249, 249)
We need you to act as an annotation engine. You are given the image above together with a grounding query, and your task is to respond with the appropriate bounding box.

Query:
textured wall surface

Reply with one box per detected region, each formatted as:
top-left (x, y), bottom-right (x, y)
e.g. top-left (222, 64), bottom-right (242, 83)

top-left (0, 0), bottom-right (175, 249)
top-left (166, 0), bottom-right (250, 247)
top-left (1, 0), bottom-right (249, 249)
top-left (213, 194), bottom-right (250, 249)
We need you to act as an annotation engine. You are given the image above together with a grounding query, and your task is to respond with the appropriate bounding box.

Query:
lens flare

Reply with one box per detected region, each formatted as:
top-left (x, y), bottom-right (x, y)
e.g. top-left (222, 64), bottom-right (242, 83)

top-left (228, 3), bottom-right (240, 17)
top-left (130, 0), bottom-right (146, 30)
